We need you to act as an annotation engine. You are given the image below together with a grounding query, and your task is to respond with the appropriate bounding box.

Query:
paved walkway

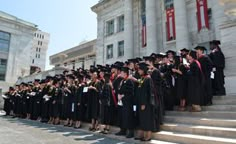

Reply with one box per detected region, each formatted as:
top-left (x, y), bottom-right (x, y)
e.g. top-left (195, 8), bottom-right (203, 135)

top-left (0, 116), bottom-right (135, 144)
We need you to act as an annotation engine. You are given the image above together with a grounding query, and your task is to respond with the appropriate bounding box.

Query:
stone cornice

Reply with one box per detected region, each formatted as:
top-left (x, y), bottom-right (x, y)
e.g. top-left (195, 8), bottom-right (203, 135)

top-left (91, 0), bottom-right (120, 14)
top-left (0, 11), bottom-right (37, 29)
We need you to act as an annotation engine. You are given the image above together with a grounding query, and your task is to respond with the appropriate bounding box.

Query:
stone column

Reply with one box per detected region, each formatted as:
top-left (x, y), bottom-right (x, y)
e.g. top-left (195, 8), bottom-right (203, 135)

top-left (146, 0), bottom-right (158, 55)
top-left (124, 0), bottom-right (134, 59)
top-left (174, 0), bottom-right (189, 50)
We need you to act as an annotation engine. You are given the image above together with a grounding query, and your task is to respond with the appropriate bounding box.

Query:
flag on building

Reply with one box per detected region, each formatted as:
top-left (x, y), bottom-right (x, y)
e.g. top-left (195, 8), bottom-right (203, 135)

top-left (141, 14), bottom-right (147, 47)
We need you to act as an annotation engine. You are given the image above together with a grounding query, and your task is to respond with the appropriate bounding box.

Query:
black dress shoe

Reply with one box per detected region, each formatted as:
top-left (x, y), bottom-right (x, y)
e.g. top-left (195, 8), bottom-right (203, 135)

top-left (115, 131), bottom-right (126, 136)
top-left (134, 137), bottom-right (143, 140)
top-left (126, 133), bottom-right (134, 138)
top-left (141, 138), bottom-right (151, 141)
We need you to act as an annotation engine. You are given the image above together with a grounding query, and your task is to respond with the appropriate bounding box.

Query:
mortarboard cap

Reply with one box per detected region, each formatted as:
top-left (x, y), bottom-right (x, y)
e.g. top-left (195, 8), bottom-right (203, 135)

top-left (143, 56), bottom-right (155, 62)
top-left (138, 62), bottom-right (149, 71)
top-left (121, 66), bottom-right (129, 74)
top-left (194, 46), bottom-right (207, 51)
top-left (150, 53), bottom-right (158, 58)
top-left (188, 50), bottom-right (197, 59)
top-left (180, 48), bottom-right (190, 53)
top-left (166, 50), bottom-right (176, 56)
top-left (210, 40), bottom-right (221, 45)
top-left (9, 87), bottom-right (14, 91)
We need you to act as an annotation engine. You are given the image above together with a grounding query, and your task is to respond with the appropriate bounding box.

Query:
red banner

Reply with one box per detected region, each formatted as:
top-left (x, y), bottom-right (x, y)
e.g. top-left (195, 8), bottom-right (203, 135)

top-left (141, 15), bottom-right (147, 47)
top-left (166, 8), bottom-right (176, 41)
top-left (196, 0), bottom-right (209, 31)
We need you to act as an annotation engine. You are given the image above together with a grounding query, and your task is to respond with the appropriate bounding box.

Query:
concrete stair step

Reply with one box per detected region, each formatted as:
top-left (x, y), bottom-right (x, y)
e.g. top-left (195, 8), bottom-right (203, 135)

top-left (166, 111), bottom-right (236, 119)
top-left (154, 131), bottom-right (236, 144)
top-left (213, 95), bottom-right (236, 100)
top-left (161, 123), bottom-right (236, 139)
top-left (213, 99), bottom-right (236, 105)
top-left (164, 116), bottom-right (236, 128)
top-left (202, 105), bottom-right (236, 111)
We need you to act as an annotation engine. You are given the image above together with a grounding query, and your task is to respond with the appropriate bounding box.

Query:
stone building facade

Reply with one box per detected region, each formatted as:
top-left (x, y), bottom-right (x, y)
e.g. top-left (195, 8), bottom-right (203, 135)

top-left (30, 30), bottom-right (50, 73)
top-left (50, 39), bottom-right (96, 70)
top-left (0, 11), bottom-right (37, 93)
top-left (92, 0), bottom-right (236, 94)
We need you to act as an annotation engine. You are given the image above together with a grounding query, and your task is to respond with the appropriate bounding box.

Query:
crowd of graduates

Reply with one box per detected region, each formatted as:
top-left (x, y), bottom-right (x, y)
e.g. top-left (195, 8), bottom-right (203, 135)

top-left (2, 40), bottom-right (225, 141)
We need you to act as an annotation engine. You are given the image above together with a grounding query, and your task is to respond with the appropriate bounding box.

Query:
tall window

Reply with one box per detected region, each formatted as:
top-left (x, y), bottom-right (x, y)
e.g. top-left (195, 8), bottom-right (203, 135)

top-left (106, 44), bottom-right (113, 59)
top-left (141, 0), bottom-right (146, 15)
top-left (106, 20), bottom-right (114, 36)
top-left (118, 41), bottom-right (124, 57)
top-left (118, 15), bottom-right (124, 32)
top-left (165, 0), bottom-right (174, 9)
top-left (208, 8), bottom-right (213, 30)
top-left (0, 31), bottom-right (10, 52)
top-left (0, 59), bottom-right (7, 81)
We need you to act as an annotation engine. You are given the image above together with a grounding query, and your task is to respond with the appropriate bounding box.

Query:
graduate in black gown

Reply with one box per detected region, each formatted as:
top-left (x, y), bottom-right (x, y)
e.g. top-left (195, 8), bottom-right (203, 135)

top-left (73, 73), bottom-right (85, 129)
top-left (187, 51), bottom-right (204, 112)
top-left (3, 87), bottom-right (14, 116)
top-left (117, 67), bottom-right (135, 138)
top-left (111, 63), bottom-right (126, 135)
top-left (172, 56), bottom-right (188, 111)
top-left (209, 40), bottom-right (226, 96)
top-left (136, 62), bottom-right (156, 142)
top-left (144, 55), bottom-right (164, 132)
top-left (160, 54), bottom-right (175, 110)
top-left (87, 68), bottom-right (102, 131)
top-left (100, 70), bottom-right (114, 134)
top-left (51, 78), bottom-right (64, 125)
top-left (26, 83), bottom-right (34, 119)
top-left (195, 46), bottom-right (213, 105)
top-left (41, 76), bottom-right (53, 123)
top-left (32, 79), bottom-right (42, 121)
top-left (21, 84), bottom-right (29, 118)
top-left (64, 74), bottom-right (77, 127)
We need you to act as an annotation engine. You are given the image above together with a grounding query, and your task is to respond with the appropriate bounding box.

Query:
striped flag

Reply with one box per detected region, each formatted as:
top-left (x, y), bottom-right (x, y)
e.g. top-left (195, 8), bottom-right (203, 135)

top-left (196, 0), bottom-right (209, 31)
top-left (141, 14), bottom-right (147, 47)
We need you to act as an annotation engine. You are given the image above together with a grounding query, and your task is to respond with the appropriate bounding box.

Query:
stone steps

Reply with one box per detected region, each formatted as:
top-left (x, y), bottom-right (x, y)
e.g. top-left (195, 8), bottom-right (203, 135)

top-left (161, 95), bottom-right (236, 144)
top-left (213, 99), bottom-right (236, 105)
top-left (154, 131), bottom-right (236, 144)
top-left (213, 95), bottom-right (236, 100)
top-left (161, 123), bottom-right (236, 139)
top-left (166, 111), bottom-right (236, 119)
top-left (164, 116), bottom-right (236, 128)
top-left (203, 105), bottom-right (236, 111)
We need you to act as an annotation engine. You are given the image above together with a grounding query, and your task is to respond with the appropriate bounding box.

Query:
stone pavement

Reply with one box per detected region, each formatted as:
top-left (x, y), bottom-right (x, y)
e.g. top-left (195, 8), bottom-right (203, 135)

top-left (0, 116), bottom-right (175, 144)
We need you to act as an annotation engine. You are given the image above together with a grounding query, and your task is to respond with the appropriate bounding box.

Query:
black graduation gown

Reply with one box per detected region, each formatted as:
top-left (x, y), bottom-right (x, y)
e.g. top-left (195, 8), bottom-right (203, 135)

top-left (112, 76), bottom-right (123, 127)
top-left (65, 85), bottom-right (76, 119)
top-left (100, 83), bottom-right (114, 125)
top-left (198, 55), bottom-right (213, 105)
top-left (136, 76), bottom-right (155, 131)
top-left (87, 80), bottom-right (102, 120)
top-left (41, 85), bottom-right (51, 119)
top-left (150, 68), bottom-right (164, 132)
top-left (48, 86), bottom-right (56, 117)
top-left (52, 87), bottom-right (63, 118)
top-left (118, 79), bottom-right (135, 129)
top-left (187, 61), bottom-right (204, 106)
top-left (209, 49), bottom-right (226, 95)
top-left (3, 92), bottom-right (11, 115)
top-left (22, 90), bottom-right (29, 116)
top-left (175, 64), bottom-right (188, 100)
top-left (160, 64), bottom-right (175, 110)
top-left (74, 85), bottom-right (85, 121)
top-left (32, 87), bottom-right (42, 119)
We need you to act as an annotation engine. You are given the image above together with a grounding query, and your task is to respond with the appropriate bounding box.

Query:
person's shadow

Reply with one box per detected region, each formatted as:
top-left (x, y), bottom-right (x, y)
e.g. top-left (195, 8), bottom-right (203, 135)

top-left (0, 116), bottom-right (133, 144)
